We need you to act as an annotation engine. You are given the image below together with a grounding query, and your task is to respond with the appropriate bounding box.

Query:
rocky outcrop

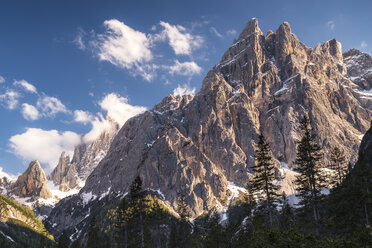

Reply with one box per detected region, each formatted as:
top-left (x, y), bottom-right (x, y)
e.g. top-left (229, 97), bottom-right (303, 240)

top-left (47, 18), bottom-right (372, 238)
top-left (75, 116), bottom-right (119, 181)
top-left (9, 161), bottom-right (52, 200)
top-left (48, 116), bottom-right (120, 193)
top-left (344, 49), bottom-right (372, 89)
top-left (48, 152), bottom-right (79, 192)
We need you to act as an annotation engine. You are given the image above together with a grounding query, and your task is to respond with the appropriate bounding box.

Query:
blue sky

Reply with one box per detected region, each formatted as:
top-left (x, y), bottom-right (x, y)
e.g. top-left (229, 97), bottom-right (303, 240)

top-left (0, 0), bottom-right (371, 175)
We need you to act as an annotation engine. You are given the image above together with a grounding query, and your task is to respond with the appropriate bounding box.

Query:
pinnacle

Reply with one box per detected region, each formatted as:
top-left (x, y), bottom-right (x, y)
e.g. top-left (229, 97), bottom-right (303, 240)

top-left (237, 17), bottom-right (263, 40)
top-left (277, 21), bottom-right (292, 34)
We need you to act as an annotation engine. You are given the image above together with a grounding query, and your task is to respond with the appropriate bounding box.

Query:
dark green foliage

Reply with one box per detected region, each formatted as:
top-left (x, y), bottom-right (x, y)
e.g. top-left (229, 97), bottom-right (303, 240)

top-left (278, 193), bottom-right (295, 231)
top-left (294, 116), bottom-right (326, 235)
top-left (329, 147), bottom-right (347, 186)
top-left (251, 134), bottom-right (280, 227)
top-left (57, 230), bottom-right (70, 248)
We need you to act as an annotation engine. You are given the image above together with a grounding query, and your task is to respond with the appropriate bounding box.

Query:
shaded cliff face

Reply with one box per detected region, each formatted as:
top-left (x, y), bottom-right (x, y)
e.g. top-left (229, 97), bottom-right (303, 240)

top-left (9, 161), bottom-right (52, 200)
top-left (47, 19), bottom-right (371, 236)
top-left (355, 122), bottom-right (372, 168)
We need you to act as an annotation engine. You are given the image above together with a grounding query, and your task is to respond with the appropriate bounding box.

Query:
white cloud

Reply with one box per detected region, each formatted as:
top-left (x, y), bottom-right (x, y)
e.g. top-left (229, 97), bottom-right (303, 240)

top-left (168, 60), bottom-right (202, 76)
top-left (82, 93), bottom-right (146, 143)
top-left (83, 113), bottom-right (114, 143)
top-left (327, 21), bottom-right (335, 30)
top-left (226, 29), bottom-right (237, 36)
top-left (13, 79), bottom-right (37, 94)
top-left (99, 93), bottom-right (147, 126)
top-left (74, 27), bottom-right (87, 50)
top-left (361, 41), bottom-right (368, 49)
top-left (94, 19), bottom-right (154, 81)
top-left (73, 110), bottom-right (94, 124)
top-left (158, 21), bottom-right (204, 55)
top-left (21, 103), bottom-right (40, 121)
top-left (173, 84), bottom-right (196, 96)
top-left (9, 128), bottom-right (81, 170)
top-left (0, 76), bottom-right (5, 83)
top-left (0, 166), bottom-right (18, 181)
top-left (36, 95), bottom-right (69, 117)
top-left (0, 90), bottom-right (20, 110)
top-left (210, 27), bottom-right (223, 38)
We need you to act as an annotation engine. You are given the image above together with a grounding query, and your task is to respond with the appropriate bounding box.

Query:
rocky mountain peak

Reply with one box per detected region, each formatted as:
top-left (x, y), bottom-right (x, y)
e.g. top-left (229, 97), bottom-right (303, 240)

top-left (9, 160), bottom-right (52, 200)
top-left (343, 48), bottom-right (372, 89)
top-left (237, 18), bottom-right (262, 40)
top-left (49, 152), bottom-right (79, 192)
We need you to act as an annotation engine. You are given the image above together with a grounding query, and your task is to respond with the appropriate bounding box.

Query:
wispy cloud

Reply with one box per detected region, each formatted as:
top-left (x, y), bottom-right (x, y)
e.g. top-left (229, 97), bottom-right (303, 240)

top-left (74, 27), bottom-right (87, 50)
top-left (361, 40), bottom-right (368, 49)
top-left (226, 29), bottom-right (237, 36)
top-left (327, 20), bottom-right (335, 30)
top-left (13, 79), bottom-right (37, 94)
top-left (210, 27), bottom-right (223, 38)
top-left (173, 83), bottom-right (196, 96)
top-left (36, 95), bottom-right (70, 117)
top-left (0, 90), bottom-right (20, 110)
top-left (73, 110), bottom-right (94, 124)
top-left (93, 19), bottom-right (154, 81)
top-left (167, 60), bottom-right (202, 76)
top-left (0, 76), bottom-right (5, 84)
top-left (156, 21), bottom-right (204, 55)
top-left (21, 103), bottom-right (40, 121)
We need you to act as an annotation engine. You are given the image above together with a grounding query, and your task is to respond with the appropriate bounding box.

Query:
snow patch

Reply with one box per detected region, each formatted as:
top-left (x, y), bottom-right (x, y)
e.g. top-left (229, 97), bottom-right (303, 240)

top-left (0, 231), bottom-right (15, 243)
top-left (273, 74), bottom-right (298, 96)
top-left (147, 140), bottom-right (155, 148)
top-left (99, 186), bottom-right (111, 200)
top-left (81, 191), bottom-right (97, 206)
top-left (220, 181), bottom-right (246, 224)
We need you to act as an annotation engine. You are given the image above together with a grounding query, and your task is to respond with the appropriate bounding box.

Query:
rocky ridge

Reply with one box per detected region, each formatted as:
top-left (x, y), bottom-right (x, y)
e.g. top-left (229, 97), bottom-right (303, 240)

top-left (46, 18), bottom-right (371, 240)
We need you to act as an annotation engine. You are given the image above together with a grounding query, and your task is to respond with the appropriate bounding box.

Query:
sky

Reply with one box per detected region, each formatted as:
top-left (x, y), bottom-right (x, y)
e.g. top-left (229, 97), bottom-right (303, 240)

top-left (0, 0), bottom-right (371, 176)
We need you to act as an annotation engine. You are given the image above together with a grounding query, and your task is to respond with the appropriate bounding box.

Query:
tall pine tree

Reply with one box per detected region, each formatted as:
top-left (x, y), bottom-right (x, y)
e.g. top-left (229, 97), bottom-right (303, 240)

top-left (329, 147), bottom-right (346, 186)
top-left (251, 133), bottom-right (280, 227)
top-left (294, 116), bottom-right (326, 236)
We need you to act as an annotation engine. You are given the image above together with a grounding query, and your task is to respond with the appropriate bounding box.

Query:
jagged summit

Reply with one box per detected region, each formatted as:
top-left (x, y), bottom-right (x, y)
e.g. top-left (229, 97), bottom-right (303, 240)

top-left (9, 160), bottom-right (52, 200)
top-left (237, 18), bottom-right (263, 40)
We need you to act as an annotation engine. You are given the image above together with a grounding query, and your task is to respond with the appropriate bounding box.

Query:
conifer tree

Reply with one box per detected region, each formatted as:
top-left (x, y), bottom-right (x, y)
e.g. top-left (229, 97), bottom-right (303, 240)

top-left (294, 116), bottom-right (326, 236)
top-left (251, 133), bottom-right (280, 227)
top-left (244, 179), bottom-right (257, 218)
top-left (278, 193), bottom-right (295, 231)
top-left (177, 194), bottom-right (191, 222)
top-left (170, 194), bottom-right (192, 248)
top-left (87, 216), bottom-right (102, 248)
top-left (128, 175), bottom-right (146, 248)
top-left (329, 147), bottom-right (346, 186)
top-left (57, 230), bottom-right (70, 248)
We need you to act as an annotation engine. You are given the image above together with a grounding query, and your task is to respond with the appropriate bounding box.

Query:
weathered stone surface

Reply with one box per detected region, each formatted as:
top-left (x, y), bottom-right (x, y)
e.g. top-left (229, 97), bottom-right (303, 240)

top-left (9, 161), bottom-right (52, 200)
top-left (49, 115), bottom-right (120, 192)
top-left (47, 19), bottom-right (372, 238)
top-left (48, 152), bottom-right (79, 192)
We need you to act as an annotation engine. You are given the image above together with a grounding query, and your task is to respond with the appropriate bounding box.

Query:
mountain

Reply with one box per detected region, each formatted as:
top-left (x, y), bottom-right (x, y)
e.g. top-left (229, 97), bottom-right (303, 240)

top-left (48, 152), bottom-right (79, 192)
top-left (46, 18), bottom-right (371, 242)
top-left (48, 115), bottom-right (120, 192)
top-left (9, 161), bottom-right (52, 201)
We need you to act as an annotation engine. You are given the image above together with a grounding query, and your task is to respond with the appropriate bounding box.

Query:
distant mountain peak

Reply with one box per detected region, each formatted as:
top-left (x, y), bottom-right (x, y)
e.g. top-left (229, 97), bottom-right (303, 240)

top-left (9, 160), bottom-right (52, 200)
